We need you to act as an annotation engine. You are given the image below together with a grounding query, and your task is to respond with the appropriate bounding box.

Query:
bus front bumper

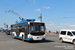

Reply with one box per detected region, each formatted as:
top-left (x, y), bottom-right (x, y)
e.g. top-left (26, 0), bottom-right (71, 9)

top-left (28, 38), bottom-right (33, 41)
top-left (28, 38), bottom-right (45, 41)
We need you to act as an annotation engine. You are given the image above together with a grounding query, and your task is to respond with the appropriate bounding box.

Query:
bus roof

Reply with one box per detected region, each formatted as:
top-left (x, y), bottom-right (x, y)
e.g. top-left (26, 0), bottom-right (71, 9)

top-left (16, 19), bottom-right (35, 24)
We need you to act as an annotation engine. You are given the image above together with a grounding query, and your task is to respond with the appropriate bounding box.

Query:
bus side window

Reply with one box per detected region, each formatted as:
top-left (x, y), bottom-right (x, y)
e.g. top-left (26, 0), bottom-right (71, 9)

top-left (25, 26), bottom-right (26, 32)
top-left (21, 28), bottom-right (25, 32)
top-left (25, 25), bottom-right (28, 33)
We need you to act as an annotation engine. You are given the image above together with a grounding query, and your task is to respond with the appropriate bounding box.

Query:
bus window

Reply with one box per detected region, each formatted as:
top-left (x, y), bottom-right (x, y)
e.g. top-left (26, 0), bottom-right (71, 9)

top-left (30, 26), bottom-right (35, 32)
top-left (40, 26), bottom-right (44, 32)
top-left (25, 25), bottom-right (28, 33)
top-left (30, 25), bottom-right (45, 33)
top-left (25, 26), bottom-right (26, 32)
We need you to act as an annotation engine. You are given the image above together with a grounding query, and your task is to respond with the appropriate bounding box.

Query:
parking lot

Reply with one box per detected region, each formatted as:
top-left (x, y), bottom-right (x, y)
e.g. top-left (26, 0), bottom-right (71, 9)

top-left (0, 32), bottom-right (74, 50)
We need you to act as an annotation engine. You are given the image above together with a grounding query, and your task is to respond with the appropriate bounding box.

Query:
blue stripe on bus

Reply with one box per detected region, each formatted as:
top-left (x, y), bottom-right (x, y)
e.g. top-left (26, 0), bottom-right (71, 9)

top-left (28, 38), bottom-right (33, 41)
top-left (42, 38), bottom-right (45, 40)
top-left (14, 36), bottom-right (17, 38)
top-left (10, 33), bottom-right (12, 36)
top-left (19, 36), bottom-right (22, 39)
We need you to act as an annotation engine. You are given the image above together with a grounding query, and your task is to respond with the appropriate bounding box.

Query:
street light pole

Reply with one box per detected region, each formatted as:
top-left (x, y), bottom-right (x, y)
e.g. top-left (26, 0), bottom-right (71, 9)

top-left (4, 23), bottom-right (6, 28)
top-left (38, 14), bottom-right (42, 22)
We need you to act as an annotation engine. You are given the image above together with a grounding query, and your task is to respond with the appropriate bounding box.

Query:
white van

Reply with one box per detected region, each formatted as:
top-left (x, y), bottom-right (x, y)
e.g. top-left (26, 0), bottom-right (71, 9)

top-left (59, 29), bottom-right (75, 45)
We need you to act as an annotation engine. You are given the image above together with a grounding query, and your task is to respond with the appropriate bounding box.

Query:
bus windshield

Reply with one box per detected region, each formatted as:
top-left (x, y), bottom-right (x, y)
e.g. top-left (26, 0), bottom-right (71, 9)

top-left (30, 23), bottom-right (45, 35)
top-left (30, 25), bottom-right (44, 33)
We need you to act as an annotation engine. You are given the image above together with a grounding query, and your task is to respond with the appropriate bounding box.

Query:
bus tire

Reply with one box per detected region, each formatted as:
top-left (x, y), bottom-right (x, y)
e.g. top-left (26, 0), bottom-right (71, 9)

top-left (22, 35), bottom-right (25, 42)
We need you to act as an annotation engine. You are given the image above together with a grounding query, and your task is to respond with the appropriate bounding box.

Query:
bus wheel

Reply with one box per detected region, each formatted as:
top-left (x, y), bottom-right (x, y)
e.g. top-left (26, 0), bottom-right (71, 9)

top-left (12, 34), bottom-right (15, 39)
top-left (22, 35), bottom-right (25, 42)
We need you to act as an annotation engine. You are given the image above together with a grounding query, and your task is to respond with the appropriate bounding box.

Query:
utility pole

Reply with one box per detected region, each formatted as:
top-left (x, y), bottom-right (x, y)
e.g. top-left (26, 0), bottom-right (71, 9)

top-left (6, 25), bottom-right (8, 29)
top-left (4, 23), bottom-right (6, 28)
top-left (38, 14), bottom-right (42, 22)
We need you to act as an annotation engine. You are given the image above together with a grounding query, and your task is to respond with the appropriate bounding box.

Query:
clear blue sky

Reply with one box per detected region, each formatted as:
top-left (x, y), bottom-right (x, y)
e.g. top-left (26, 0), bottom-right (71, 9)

top-left (0, 0), bottom-right (75, 31)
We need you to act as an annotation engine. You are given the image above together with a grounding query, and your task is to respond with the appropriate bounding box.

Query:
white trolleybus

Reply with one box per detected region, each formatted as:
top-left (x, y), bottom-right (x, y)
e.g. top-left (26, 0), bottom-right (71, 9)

top-left (10, 19), bottom-right (46, 41)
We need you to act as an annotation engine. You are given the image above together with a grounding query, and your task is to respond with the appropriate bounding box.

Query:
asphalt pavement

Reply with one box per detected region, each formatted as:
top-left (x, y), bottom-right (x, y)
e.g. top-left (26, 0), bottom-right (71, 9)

top-left (0, 32), bottom-right (75, 50)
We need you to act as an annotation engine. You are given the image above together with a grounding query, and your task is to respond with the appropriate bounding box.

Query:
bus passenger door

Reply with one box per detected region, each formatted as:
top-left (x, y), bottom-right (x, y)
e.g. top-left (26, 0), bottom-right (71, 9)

top-left (25, 26), bottom-right (28, 39)
top-left (16, 29), bottom-right (20, 38)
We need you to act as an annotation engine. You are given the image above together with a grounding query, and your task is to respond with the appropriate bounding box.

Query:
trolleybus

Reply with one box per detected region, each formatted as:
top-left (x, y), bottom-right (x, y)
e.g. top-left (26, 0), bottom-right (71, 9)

top-left (10, 19), bottom-right (46, 41)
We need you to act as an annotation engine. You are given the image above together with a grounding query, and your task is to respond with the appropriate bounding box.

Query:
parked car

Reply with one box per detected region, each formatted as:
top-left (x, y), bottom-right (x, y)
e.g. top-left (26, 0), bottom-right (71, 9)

top-left (3, 29), bottom-right (6, 32)
top-left (6, 30), bottom-right (10, 35)
top-left (59, 29), bottom-right (75, 45)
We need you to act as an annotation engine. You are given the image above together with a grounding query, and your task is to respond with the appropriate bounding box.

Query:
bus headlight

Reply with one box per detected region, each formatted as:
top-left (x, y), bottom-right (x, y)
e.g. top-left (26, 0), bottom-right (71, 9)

top-left (43, 36), bottom-right (46, 38)
top-left (29, 36), bottom-right (32, 38)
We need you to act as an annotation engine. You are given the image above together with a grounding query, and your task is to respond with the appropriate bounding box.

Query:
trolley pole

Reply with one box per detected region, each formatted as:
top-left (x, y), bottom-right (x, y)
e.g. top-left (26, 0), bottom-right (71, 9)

top-left (15, 20), bottom-right (18, 23)
top-left (38, 14), bottom-right (42, 22)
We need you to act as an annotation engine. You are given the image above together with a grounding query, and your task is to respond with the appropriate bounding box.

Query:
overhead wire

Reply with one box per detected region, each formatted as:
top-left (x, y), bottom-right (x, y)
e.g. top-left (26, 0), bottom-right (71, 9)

top-left (11, 0), bottom-right (29, 10)
top-left (43, 17), bottom-right (75, 21)
top-left (13, 0), bottom-right (33, 10)
top-left (7, 0), bottom-right (33, 21)
top-left (0, 0), bottom-right (33, 17)
top-left (8, 0), bottom-right (33, 20)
